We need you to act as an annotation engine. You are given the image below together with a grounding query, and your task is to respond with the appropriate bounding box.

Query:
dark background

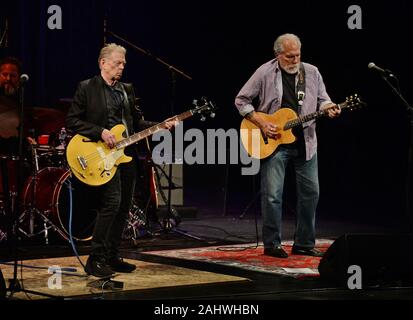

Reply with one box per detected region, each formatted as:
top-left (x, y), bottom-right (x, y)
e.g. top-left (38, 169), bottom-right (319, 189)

top-left (1, 0), bottom-right (412, 228)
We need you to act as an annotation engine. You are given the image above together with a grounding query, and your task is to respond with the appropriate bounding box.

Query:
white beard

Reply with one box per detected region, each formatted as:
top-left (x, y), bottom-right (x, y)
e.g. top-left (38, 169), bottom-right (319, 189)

top-left (283, 64), bottom-right (300, 74)
top-left (2, 83), bottom-right (18, 96)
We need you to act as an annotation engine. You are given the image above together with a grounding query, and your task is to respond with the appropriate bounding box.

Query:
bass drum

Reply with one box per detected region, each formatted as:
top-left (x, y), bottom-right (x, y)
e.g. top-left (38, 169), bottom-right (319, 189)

top-left (22, 167), bottom-right (97, 242)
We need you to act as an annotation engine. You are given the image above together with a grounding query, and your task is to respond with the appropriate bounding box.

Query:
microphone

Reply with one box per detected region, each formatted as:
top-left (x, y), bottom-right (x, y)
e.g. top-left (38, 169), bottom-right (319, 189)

top-left (368, 62), bottom-right (394, 77)
top-left (20, 74), bottom-right (29, 84)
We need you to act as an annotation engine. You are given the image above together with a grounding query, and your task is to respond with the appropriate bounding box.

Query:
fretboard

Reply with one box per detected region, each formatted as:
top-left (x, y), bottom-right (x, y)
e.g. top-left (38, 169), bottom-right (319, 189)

top-left (284, 102), bottom-right (346, 130)
top-left (115, 110), bottom-right (193, 149)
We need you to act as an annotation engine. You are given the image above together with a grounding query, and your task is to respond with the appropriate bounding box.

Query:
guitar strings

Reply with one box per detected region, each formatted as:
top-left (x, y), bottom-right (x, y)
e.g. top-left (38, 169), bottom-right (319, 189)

top-left (70, 114), bottom-right (188, 172)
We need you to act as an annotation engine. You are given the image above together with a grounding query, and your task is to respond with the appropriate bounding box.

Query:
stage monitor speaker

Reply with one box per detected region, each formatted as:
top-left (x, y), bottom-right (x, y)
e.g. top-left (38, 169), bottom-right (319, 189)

top-left (157, 164), bottom-right (183, 206)
top-left (318, 233), bottom-right (413, 286)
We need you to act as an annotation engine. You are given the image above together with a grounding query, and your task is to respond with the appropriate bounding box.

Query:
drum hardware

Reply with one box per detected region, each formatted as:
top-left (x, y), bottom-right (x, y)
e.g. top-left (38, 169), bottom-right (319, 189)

top-left (17, 208), bottom-right (54, 243)
top-left (57, 127), bottom-right (68, 149)
top-left (17, 143), bottom-right (70, 243)
top-left (18, 209), bottom-right (68, 244)
top-left (0, 206), bottom-right (7, 242)
top-left (0, 155), bottom-right (22, 244)
top-left (122, 201), bottom-right (150, 240)
top-left (17, 145), bottom-right (54, 244)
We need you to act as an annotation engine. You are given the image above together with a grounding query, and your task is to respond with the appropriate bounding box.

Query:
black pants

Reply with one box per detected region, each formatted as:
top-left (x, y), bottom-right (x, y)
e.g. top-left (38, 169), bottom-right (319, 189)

top-left (90, 157), bottom-right (137, 260)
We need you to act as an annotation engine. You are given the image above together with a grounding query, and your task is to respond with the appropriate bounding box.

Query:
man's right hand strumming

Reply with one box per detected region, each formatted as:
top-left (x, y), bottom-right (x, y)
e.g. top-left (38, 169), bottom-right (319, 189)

top-left (246, 111), bottom-right (279, 139)
top-left (101, 128), bottom-right (117, 148)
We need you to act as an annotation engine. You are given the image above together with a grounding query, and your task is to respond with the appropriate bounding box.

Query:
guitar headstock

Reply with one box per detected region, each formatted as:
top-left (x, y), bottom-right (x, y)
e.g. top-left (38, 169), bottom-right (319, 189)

top-left (342, 94), bottom-right (366, 111)
top-left (191, 97), bottom-right (217, 121)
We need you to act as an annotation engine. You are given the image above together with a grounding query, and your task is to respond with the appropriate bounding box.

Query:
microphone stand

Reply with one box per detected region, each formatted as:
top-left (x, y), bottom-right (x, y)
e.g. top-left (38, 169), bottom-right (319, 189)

top-left (107, 31), bottom-right (192, 81)
top-left (379, 73), bottom-right (413, 233)
top-left (0, 18), bottom-right (8, 48)
top-left (4, 79), bottom-right (59, 299)
top-left (106, 30), bottom-right (202, 241)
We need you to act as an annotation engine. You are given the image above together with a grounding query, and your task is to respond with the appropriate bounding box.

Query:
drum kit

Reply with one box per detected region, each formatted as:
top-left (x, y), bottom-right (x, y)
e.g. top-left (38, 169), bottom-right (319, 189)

top-left (0, 107), bottom-right (96, 244)
top-left (0, 106), bottom-right (152, 245)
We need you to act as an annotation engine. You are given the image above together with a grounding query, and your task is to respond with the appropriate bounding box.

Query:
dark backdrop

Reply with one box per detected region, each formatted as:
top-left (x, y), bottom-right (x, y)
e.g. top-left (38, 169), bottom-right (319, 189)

top-left (1, 0), bottom-right (412, 227)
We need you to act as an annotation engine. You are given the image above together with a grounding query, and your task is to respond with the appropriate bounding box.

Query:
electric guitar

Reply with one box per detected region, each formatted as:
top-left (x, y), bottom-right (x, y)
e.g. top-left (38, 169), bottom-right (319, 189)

top-left (240, 94), bottom-right (365, 160)
top-left (66, 98), bottom-right (216, 186)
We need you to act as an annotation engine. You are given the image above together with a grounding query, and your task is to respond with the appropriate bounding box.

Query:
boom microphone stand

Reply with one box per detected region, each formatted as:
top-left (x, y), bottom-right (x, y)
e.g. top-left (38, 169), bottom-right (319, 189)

top-left (106, 29), bottom-right (203, 241)
top-left (372, 65), bottom-right (413, 233)
top-left (0, 18), bottom-right (8, 48)
top-left (4, 75), bottom-right (58, 299)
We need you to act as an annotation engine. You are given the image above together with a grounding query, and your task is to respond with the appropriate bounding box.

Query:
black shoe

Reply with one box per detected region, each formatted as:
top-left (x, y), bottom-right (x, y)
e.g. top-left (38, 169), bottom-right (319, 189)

top-left (263, 246), bottom-right (288, 258)
top-left (107, 257), bottom-right (137, 273)
top-left (84, 256), bottom-right (115, 278)
top-left (291, 246), bottom-right (324, 257)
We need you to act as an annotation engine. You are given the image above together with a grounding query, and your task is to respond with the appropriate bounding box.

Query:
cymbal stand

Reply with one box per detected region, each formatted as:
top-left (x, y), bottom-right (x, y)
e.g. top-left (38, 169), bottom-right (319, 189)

top-left (17, 147), bottom-right (65, 244)
top-left (17, 146), bottom-right (47, 243)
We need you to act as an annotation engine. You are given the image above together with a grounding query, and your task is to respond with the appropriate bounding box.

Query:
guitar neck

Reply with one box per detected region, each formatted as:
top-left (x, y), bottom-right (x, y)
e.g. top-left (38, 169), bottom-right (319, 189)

top-left (284, 102), bottom-right (346, 130)
top-left (115, 110), bottom-right (193, 149)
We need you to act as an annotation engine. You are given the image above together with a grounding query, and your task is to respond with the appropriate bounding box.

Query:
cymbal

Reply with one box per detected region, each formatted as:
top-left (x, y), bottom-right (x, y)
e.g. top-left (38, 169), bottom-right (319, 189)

top-left (24, 107), bottom-right (66, 135)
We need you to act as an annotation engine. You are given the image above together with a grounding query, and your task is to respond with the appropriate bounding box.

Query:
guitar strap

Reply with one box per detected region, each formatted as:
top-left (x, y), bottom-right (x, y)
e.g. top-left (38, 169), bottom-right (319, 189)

top-left (120, 83), bottom-right (131, 137)
top-left (296, 63), bottom-right (306, 112)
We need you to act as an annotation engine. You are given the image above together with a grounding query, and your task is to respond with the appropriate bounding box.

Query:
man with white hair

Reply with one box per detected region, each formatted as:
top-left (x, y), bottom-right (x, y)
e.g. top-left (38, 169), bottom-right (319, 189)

top-left (66, 43), bottom-right (175, 277)
top-left (235, 33), bottom-right (341, 258)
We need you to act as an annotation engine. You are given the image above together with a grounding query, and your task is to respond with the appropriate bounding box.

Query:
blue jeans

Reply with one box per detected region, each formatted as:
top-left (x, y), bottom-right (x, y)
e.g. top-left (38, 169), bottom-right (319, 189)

top-left (260, 147), bottom-right (319, 249)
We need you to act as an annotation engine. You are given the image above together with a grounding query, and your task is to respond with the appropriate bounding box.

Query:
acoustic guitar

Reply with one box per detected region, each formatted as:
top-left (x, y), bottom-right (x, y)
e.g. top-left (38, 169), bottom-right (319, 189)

top-left (240, 94), bottom-right (365, 160)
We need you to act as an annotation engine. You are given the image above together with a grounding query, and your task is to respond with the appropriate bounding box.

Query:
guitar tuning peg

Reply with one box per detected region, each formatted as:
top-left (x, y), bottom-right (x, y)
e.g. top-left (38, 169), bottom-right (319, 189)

top-left (200, 115), bottom-right (206, 122)
top-left (209, 112), bottom-right (216, 118)
top-left (192, 99), bottom-right (198, 106)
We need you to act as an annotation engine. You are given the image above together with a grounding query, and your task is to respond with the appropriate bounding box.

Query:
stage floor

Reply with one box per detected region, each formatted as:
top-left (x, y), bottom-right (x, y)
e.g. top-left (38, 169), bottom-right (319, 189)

top-left (1, 210), bottom-right (412, 301)
top-left (0, 255), bottom-right (248, 300)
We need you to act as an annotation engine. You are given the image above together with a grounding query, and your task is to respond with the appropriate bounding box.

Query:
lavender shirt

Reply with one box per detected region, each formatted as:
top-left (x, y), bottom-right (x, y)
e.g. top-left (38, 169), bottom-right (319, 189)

top-left (235, 59), bottom-right (332, 160)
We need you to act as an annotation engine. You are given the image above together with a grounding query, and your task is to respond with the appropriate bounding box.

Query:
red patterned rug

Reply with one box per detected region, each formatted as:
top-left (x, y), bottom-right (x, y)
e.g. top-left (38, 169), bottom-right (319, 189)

top-left (144, 240), bottom-right (333, 278)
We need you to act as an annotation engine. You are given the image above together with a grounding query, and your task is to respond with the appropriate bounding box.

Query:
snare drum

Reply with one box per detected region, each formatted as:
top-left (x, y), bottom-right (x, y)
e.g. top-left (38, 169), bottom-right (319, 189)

top-left (32, 145), bottom-right (66, 168)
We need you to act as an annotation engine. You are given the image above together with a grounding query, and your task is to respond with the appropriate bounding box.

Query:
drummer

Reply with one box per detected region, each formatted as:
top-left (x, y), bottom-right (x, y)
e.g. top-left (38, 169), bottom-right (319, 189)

top-left (0, 56), bottom-right (21, 154)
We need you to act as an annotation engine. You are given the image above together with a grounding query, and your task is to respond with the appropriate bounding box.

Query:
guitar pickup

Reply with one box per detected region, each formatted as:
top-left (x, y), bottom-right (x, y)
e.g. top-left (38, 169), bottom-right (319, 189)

top-left (77, 156), bottom-right (87, 170)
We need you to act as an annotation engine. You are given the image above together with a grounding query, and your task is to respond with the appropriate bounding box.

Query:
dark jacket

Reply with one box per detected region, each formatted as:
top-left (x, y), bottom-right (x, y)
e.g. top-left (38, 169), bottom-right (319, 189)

top-left (66, 75), bottom-right (156, 141)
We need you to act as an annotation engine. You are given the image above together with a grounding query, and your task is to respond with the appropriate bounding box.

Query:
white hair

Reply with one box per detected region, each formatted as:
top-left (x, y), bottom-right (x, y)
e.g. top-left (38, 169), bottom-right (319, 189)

top-left (98, 43), bottom-right (126, 66)
top-left (273, 33), bottom-right (301, 57)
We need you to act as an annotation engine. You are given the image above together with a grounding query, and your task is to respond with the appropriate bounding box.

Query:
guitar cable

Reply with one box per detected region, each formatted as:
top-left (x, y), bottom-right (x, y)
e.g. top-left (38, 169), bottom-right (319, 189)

top-left (67, 178), bottom-right (86, 269)
top-left (215, 201), bottom-right (261, 252)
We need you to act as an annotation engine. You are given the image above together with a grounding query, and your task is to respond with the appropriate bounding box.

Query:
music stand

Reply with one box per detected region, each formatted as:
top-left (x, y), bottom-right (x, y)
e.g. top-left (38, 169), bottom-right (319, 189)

top-left (106, 29), bottom-right (203, 241)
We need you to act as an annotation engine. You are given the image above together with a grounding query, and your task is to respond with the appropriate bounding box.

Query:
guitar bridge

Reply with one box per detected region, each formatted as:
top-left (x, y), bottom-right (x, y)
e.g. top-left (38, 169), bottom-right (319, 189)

top-left (77, 156), bottom-right (87, 170)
